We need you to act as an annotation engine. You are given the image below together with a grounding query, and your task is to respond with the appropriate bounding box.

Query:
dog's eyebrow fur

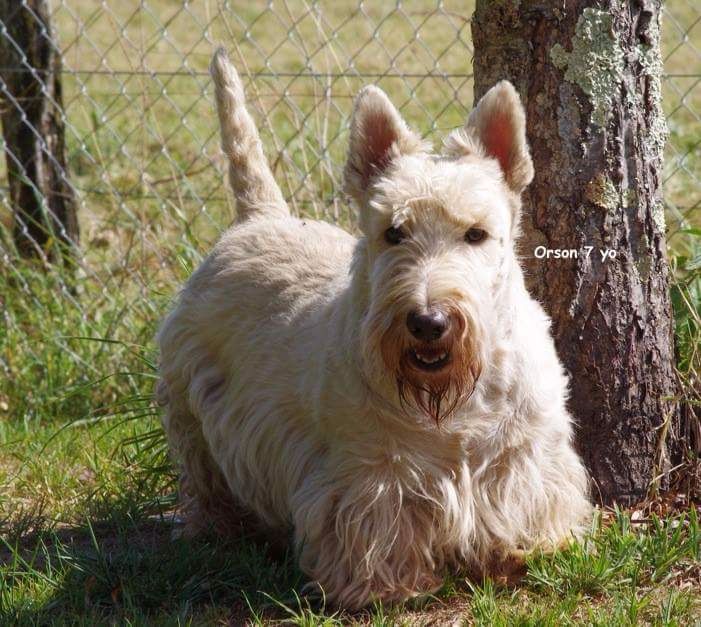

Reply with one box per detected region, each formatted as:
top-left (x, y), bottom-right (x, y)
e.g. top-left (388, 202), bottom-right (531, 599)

top-left (443, 203), bottom-right (494, 228)
top-left (390, 197), bottom-right (433, 227)
top-left (390, 195), bottom-right (496, 234)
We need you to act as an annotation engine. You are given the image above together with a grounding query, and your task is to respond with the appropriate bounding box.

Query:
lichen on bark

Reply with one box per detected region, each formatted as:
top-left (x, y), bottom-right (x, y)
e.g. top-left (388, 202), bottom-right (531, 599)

top-left (550, 8), bottom-right (625, 127)
top-left (585, 173), bottom-right (619, 210)
top-left (652, 200), bottom-right (666, 233)
top-left (637, 12), bottom-right (668, 185)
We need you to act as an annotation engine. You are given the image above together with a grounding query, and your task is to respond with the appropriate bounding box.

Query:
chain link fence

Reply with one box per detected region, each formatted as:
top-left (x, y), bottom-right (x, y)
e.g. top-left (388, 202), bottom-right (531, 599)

top-left (0, 1), bottom-right (699, 418)
top-left (663, 1), bottom-right (701, 256)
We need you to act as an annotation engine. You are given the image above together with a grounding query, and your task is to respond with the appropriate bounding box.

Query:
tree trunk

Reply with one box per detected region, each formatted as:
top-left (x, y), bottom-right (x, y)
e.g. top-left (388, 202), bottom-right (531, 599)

top-left (0, 0), bottom-right (78, 262)
top-left (472, 0), bottom-right (678, 505)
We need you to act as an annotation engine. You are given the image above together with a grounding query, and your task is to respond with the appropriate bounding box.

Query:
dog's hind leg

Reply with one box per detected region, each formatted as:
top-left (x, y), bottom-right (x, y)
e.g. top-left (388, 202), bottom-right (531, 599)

top-left (157, 381), bottom-right (240, 538)
top-left (210, 48), bottom-right (289, 223)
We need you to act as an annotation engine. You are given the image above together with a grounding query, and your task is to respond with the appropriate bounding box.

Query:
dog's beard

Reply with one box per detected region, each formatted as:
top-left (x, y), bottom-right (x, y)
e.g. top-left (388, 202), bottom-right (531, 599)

top-left (377, 308), bottom-right (482, 425)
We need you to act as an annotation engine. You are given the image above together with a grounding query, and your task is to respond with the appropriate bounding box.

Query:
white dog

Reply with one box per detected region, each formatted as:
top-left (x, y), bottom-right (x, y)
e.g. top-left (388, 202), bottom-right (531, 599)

top-left (157, 48), bottom-right (591, 609)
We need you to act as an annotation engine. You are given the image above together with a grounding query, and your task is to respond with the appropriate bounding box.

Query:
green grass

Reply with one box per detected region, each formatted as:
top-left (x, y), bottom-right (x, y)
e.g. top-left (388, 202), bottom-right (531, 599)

top-left (1, 439), bottom-right (700, 627)
top-left (1, 0), bottom-right (700, 624)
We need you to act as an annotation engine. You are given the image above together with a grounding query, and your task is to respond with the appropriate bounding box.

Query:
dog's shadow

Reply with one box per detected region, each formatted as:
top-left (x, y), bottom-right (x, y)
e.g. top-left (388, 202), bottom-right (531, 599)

top-left (1, 509), bottom-right (530, 623)
top-left (1, 510), bottom-right (317, 623)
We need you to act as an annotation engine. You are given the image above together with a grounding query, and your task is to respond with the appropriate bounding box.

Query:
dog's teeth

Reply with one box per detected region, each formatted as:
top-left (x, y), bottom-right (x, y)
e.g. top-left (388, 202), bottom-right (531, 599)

top-left (414, 350), bottom-right (447, 365)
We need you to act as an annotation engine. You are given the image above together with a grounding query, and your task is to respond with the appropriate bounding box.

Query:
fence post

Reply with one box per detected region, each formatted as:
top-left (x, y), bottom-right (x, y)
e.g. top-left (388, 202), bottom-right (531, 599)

top-left (0, 0), bottom-right (78, 262)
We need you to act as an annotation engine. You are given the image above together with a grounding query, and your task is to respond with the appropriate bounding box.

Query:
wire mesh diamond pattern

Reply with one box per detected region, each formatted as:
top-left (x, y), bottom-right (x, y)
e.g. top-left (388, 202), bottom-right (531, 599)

top-left (0, 1), bottom-right (698, 410)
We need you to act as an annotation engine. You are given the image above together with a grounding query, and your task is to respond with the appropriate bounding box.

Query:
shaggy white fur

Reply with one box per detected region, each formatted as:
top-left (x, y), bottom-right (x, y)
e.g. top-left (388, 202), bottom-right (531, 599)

top-left (157, 48), bottom-right (592, 609)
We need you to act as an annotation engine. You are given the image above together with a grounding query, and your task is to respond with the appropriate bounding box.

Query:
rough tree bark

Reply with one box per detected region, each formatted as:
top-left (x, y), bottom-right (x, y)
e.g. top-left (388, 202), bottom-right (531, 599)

top-left (0, 0), bottom-right (78, 261)
top-left (472, 1), bottom-right (678, 505)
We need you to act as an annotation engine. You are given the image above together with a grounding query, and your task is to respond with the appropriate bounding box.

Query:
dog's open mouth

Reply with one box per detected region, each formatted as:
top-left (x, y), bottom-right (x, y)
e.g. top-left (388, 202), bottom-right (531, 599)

top-left (409, 348), bottom-right (451, 372)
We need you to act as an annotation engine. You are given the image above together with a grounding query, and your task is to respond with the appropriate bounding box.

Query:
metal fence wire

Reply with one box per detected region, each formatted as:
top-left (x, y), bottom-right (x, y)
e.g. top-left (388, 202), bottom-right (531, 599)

top-left (0, 1), bottom-right (699, 394)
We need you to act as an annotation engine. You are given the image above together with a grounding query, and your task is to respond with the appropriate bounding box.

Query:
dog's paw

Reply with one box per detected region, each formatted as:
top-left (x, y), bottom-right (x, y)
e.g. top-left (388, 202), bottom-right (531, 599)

top-left (490, 550), bottom-right (528, 586)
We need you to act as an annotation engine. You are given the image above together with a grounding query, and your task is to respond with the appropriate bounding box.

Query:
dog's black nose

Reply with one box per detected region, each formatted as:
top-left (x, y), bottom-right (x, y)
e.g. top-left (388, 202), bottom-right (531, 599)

top-left (406, 309), bottom-right (449, 342)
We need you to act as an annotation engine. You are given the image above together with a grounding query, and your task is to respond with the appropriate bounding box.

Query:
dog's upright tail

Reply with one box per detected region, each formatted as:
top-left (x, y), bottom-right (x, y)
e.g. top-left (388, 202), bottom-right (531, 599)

top-left (210, 48), bottom-right (289, 222)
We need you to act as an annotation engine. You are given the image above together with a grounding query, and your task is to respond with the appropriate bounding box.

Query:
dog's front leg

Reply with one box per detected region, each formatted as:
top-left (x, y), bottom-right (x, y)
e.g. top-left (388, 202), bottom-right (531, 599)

top-left (291, 470), bottom-right (445, 609)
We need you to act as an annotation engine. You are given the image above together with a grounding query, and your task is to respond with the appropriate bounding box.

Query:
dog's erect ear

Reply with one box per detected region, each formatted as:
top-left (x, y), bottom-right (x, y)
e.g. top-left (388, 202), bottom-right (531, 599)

top-left (444, 81), bottom-right (533, 194)
top-left (344, 86), bottom-right (425, 203)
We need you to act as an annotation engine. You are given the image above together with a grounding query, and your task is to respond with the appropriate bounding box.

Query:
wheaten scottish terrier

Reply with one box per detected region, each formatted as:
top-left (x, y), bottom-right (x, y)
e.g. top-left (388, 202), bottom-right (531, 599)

top-left (157, 48), bottom-right (591, 609)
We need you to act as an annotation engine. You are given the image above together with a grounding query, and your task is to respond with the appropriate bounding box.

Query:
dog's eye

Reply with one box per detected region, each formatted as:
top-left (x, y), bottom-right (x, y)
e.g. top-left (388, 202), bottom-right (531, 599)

top-left (384, 226), bottom-right (406, 245)
top-left (465, 228), bottom-right (487, 244)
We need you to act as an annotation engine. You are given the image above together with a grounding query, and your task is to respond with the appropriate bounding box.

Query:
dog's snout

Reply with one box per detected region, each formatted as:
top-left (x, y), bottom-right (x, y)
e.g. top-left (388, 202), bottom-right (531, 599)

top-left (407, 309), bottom-right (449, 342)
